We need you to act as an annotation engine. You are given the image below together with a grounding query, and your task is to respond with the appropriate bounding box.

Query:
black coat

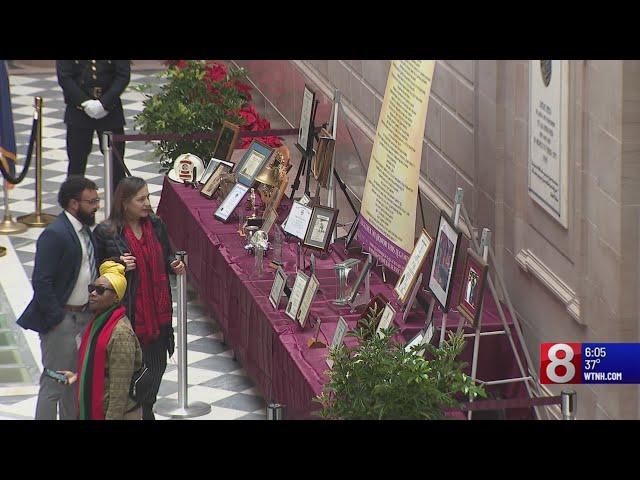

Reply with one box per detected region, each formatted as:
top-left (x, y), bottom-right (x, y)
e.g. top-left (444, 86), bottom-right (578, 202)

top-left (93, 214), bottom-right (175, 336)
top-left (17, 213), bottom-right (96, 333)
top-left (56, 60), bottom-right (130, 130)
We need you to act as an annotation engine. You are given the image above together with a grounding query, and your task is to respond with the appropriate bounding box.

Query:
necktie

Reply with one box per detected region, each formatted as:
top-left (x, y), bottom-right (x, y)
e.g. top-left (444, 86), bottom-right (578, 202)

top-left (81, 226), bottom-right (98, 281)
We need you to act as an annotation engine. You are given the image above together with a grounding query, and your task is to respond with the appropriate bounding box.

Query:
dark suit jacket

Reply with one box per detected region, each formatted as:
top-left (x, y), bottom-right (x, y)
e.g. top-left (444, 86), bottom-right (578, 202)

top-left (17, 212), bottom-right (95, 333)
top-left (56, 60), bottom-right (130, 130)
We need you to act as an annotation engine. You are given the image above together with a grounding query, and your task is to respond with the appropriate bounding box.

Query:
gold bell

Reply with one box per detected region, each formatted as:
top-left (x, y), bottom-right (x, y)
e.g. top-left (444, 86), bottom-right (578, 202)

top-left (254, 163), bottom-right (279, 187)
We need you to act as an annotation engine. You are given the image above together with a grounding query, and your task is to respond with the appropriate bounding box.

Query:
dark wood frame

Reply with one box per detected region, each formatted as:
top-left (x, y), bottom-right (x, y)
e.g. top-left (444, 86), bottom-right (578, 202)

top-left (303, 205), bottom-right (339, 251)
top-left (200, 161), bottom-right (235, 199)
top-left (457, 248), bottom-right (489, 327)
top-left (212, 120), bottom-right (240, 162)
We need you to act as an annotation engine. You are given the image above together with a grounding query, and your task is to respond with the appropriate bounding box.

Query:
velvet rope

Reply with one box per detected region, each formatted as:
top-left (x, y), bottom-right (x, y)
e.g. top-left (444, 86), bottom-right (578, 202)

top-left (0, 115), bottom-right (38, 185)
top-left (110, 127), bottom-right (299, 143)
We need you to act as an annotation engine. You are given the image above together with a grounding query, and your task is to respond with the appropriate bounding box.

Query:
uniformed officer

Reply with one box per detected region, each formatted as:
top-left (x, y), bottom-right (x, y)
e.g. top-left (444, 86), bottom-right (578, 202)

top-left (56, 60), bottom-right (131, 193)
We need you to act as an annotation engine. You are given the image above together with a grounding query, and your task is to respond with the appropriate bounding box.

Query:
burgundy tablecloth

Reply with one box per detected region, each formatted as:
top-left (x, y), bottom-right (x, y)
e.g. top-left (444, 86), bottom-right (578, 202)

top-left (157, 177), bottom-right (531, 419)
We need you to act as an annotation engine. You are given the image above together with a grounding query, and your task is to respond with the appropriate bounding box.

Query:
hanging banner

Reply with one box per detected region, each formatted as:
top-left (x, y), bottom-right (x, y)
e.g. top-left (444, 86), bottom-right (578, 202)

top-left (528, 60), bottom-right (569, 228)
top-left (359, 60), bottom-right (435, 274)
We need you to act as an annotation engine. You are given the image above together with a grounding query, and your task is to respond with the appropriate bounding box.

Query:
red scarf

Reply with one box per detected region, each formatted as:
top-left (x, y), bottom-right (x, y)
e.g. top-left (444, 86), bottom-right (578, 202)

top-left (124, 217), bottom-right (172, 345)
top-left (77, 305), bottom-right (126, 420)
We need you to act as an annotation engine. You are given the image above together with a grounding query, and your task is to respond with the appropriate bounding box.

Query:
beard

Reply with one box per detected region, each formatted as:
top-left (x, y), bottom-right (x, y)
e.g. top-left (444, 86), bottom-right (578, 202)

top-left (77, 208), bottom-right (96, 226)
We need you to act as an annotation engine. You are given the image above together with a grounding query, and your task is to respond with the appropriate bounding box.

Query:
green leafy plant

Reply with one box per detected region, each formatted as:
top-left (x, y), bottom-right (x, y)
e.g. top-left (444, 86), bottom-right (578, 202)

top-left (315, 305), bottom-right (486, 420)
top-left (133, 60), bottom-right (250, 172)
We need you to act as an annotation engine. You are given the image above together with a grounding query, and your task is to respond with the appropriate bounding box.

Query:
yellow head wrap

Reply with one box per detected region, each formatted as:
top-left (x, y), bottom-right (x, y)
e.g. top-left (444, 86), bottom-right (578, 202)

top-left (99, 260), bottom-right (127, 301)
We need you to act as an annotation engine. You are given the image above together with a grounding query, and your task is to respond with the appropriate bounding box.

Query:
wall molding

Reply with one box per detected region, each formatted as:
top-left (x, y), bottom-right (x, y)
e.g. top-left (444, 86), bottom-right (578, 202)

top-left (515, 248), bottom-right (582, 324)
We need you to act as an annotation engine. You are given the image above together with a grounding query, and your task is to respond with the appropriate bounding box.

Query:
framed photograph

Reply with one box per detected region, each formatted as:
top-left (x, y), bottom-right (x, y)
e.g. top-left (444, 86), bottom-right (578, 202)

top-left (200, 161), bottom-right (234, 199)
top-left (269, 267), bottom-right (288, 310)
top-left (303, 206), bottom-right (339, 251)
top-left (212, 120), bottom-right (240, 162)
top-left (285, 271), bottom-right (309, 321)
top-left (235, 140), bottom-right (274, 187)
top-left (283, 201), bottom-right (313, 239)
top-left (200, 158), bottom-right (234, 185)
top-left (405, 331), bottom-right (427, 357)
top-left (349, 253), bottom-right (374, 304)
top-left (297, 274), bottom-right (319, 328)
top-left (376, 303), bottom-right (396, 338)
top-left (345, 215), bottom-right (360, 249)
top-left (262, 208), bottom-right (278, 236)
top-left (427, 211), bottom-right (463, 312)
top-left (394, 228), bottom-right (434, 305)
top-left (297, 85), bottom-right (317, 152)
top-left (214, 183), bottom-right (249, 222)
top-left (457, 248), bottom-right (489, 327)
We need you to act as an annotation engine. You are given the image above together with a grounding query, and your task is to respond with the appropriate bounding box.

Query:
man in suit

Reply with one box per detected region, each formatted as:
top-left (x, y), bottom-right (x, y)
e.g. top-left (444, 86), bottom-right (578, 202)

top-left (56, 60), bottom-right (130, 193)
top-left (17, 177), bottom-right (100, 420)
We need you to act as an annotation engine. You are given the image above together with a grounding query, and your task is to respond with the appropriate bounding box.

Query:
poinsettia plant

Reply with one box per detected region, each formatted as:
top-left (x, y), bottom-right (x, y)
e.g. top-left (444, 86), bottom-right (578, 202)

top-left (133, 60), bottom-right (282, 172)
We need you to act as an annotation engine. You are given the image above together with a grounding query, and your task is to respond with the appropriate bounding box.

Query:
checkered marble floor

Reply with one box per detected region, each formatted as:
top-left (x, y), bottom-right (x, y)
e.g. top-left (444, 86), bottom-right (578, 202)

top-left (0, 71), bottom-right (266, 420)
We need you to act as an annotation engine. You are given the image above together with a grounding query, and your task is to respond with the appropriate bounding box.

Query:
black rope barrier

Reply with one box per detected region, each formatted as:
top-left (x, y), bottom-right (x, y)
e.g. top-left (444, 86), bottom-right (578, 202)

top-left (443, 395), bottom-right (562, 413)
top-left (0, 115), bottom-right (38, 185)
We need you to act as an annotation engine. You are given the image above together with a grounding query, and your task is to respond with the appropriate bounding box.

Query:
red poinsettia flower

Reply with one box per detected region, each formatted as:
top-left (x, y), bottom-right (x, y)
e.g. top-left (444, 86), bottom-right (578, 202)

top-left (206, 62), bottom-right (227, 83)
top-left (235, 81), bottom-right (253, 101)
top-left (176, 60), bottom-right (187, 69)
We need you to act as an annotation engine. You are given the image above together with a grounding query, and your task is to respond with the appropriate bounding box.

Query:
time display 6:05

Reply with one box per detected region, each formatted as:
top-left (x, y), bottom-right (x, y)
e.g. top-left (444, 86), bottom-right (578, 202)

top-left (584, 346), bottom-right (607, 358)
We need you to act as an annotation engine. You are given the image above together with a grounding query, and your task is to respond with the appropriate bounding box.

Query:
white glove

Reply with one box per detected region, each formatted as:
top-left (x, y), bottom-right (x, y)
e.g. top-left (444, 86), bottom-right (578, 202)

top-left (83, 99), bottom-right (108, 119)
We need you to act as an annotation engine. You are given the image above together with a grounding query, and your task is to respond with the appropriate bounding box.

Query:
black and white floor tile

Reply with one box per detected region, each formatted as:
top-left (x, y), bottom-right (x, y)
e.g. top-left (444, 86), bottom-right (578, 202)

top-left (0, 71), bottom-right (266, 420)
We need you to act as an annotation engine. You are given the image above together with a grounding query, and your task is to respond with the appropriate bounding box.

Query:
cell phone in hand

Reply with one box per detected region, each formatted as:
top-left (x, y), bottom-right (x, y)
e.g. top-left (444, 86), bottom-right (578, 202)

top-left (44, 368), bottom-right (69, 384)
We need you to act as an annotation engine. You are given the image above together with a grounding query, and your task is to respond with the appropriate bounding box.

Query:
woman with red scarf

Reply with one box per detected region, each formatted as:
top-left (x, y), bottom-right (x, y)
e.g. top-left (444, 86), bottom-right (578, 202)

top-left (94, 177), bottom-right (185, 420)
top-left (60, 259), bottom-right (143, 419)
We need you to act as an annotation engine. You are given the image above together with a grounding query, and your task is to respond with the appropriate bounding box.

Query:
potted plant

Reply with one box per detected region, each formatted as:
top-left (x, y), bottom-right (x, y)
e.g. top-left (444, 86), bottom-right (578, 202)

top-left (133, 60), bottom-right (282, 173)
top-left (315, 304), bottom-right (486, 420)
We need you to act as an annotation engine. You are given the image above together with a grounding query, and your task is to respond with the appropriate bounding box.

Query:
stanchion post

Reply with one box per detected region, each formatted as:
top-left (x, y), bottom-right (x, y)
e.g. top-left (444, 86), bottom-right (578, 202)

top-left (154, 251), bottom-right (211, 418)
top-left (439, 187), bottom-right (463, 347)
top-left (18, 97), bottom-right (56, 228)
top-left (561, 390), bottom-right (577, 420)
top-left (266, 403), bottom-right (286, 420)
top-left (103, 131), bottom-right (113, 217)
top-left (0, 179), bottom-right (27, 235)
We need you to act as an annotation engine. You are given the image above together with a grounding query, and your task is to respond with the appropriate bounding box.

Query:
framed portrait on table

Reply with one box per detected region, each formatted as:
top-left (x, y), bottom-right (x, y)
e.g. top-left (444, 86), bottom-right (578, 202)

top-left (394, 228), bottom-right (434, 305)
top-left (201, 161), bottom-right (235, 199)
top-left (269, 267), bottom-right (288, 310)
top-left (375, 303), bottom-right (396, 338)
top-left (212, 121), bottom-right (240, 162)
top-left (297, 274), bottom-right (319, 328)
top-left (235, 140), bottom-right (274, 187)
top-left (303, 206), bottom-right (339, 251)
top-left (297, 85), bottom-right (317, 153)
top-left (283, 201), bottom-right (313, 239)
top-left (427, 211), bottom-right (463, 312)
top-left (285, 271), bottom-right (310, 321)
top-left (213, 182), bottom-right (249, 222)
top-left (457, 248), bottom-right (489, 327)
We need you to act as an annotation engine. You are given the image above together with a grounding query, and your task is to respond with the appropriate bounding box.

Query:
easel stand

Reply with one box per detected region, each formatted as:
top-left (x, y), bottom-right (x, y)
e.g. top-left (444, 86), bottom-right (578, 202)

top-left (456, 205), bottom-right (544, 420)
top-left (290, 99), bottom-right (319, 200)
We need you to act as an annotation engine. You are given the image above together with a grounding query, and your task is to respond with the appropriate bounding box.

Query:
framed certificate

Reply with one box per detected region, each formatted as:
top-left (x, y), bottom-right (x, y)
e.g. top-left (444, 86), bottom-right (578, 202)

top-left (212, 120), bottom-right (240, 162)
top-left (428, 211), bottom-right (463, 312)
top-left (375, 303), bottom-right (396, 338)
top-left (349, 253), bottom-right (373, 304)
top-left (303, 206), bottom-right (338, 251)
top-left (269, 267), bottom-right (287, 310)
top-left (235, 140), bottom-right (274, 187)
top-left (327, 316), bottom-right (349, 368)
top-left (297, 274), bottom-right (319, 328)
top-left (214, 183), bottom-right (249, 222)
top-left (262, 208), bottom-right (278, 236)
top-left (405, 332), bottom-right (427, 357)
top-left (283, 201), bottom-right (313, 239)
top-left (457, 248), bottom-right (489, 327)
top-left (394, 228), bottom-right (434, 305)
top-left (201, 161), bottom-right (234, 199)
top-left (297, 85), bottom-right (316, 152)
top-left (285, 271), bottom-right (309, 321)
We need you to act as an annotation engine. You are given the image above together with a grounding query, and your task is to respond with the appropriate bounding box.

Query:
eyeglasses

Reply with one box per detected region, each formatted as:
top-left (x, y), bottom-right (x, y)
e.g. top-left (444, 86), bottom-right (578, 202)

top-left (88, 284), bottom-right (116, 295)
top-left (80, 198), bottom-right (101, 205)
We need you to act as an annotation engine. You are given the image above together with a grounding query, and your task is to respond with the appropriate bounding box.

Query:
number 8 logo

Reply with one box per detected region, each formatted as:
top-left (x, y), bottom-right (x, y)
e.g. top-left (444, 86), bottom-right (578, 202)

top-left (546, 343), bottom-right (576, 383)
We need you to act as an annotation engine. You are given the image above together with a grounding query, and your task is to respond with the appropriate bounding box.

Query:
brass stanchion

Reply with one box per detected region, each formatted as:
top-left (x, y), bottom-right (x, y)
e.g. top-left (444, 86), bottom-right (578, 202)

top-left (18, 97), bottom-right (56, 227)
top-left (0, 177), bottom-right (27, 235)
